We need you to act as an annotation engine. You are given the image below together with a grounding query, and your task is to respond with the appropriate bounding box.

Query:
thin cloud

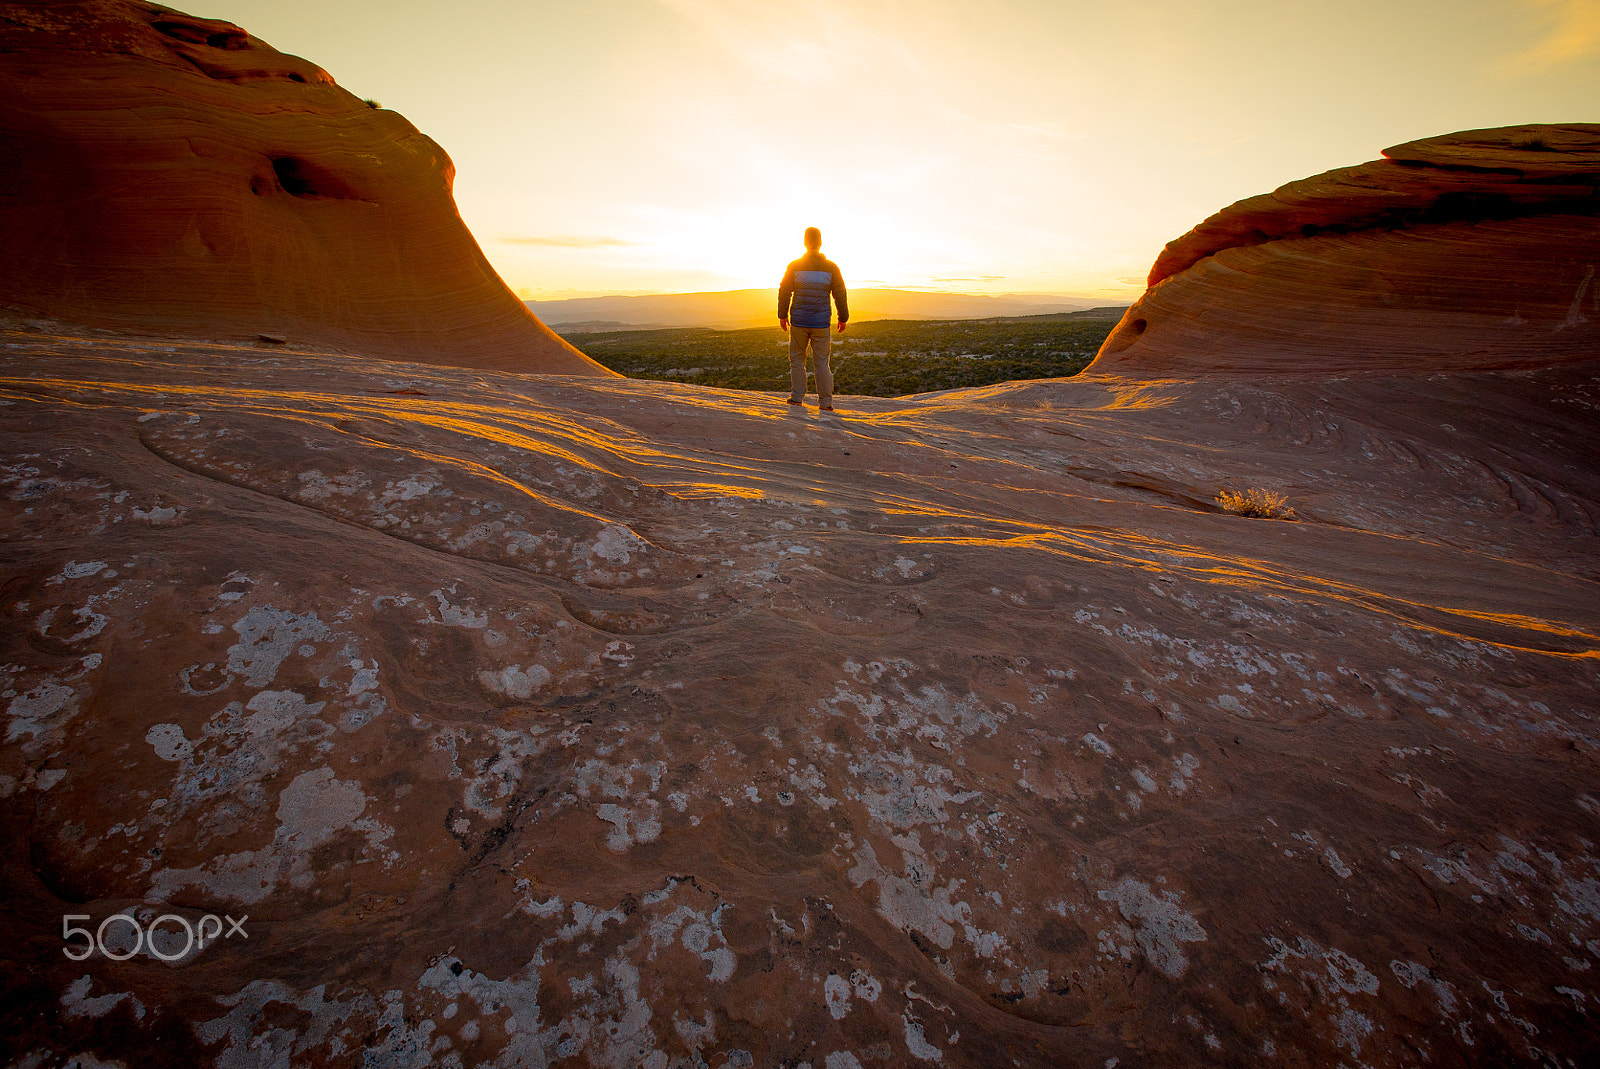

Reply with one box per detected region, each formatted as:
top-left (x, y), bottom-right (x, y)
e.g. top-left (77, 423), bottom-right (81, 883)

top-left (1005, 121), bottom-right (1069, 141)
top-left (499, 235), bottom-right (638, 248)
top-left (1499, 0), bottom-right (1600, 74)
top-left (651, 0), bottom-right (930, 85)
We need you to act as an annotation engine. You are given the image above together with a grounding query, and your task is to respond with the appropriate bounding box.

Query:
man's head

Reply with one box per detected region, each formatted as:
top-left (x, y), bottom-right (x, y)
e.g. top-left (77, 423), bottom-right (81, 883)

top-left (803, 227), bottom-right (822, 251)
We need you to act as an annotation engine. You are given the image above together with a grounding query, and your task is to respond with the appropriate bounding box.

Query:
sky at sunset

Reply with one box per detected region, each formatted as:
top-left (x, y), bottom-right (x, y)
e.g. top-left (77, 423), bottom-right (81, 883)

top-left (216, 0), bottom-right (1599, 300)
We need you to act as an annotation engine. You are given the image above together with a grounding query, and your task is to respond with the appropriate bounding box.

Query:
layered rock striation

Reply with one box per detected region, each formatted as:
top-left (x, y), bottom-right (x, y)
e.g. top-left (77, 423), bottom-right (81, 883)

top-left (0, 1), bottom-right (607, 374)
top-left (1094, 124), bottom-right (1600, 374)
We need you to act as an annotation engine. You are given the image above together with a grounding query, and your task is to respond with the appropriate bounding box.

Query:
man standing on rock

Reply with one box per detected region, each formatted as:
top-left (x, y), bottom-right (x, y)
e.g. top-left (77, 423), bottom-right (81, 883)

top-left (779, 226), bottom-right (849, 412)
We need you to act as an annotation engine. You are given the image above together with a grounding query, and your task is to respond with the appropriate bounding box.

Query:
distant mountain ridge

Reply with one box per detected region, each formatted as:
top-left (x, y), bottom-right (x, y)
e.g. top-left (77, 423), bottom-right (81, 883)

top-left (526, 288), bottom-right (1128, 332)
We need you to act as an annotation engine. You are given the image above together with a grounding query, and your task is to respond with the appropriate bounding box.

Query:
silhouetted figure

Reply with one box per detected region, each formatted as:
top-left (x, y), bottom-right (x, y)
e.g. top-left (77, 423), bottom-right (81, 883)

top-left (778, 226), bottom-right (849, 411)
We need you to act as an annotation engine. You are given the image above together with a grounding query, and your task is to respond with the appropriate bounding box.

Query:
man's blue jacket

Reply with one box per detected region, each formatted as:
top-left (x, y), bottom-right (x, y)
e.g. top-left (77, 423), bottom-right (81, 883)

top-left (779, 252), bottom-right (849, 330)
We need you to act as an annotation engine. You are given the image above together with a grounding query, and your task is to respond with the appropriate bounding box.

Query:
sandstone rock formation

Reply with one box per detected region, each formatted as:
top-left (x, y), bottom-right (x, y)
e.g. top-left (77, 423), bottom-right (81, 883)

top-left (1095, 124), bottom-right (1600, 374)
top-left (3, 80), bottom-right (1599, 1069)
top-left (3, 329), bottom-right (1599, 1064)
top-left (0, 1), bottom-right (605, 375)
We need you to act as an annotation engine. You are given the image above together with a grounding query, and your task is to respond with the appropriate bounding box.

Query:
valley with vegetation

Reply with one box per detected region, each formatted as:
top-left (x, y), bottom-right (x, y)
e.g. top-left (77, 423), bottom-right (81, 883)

top-left (568, 308), bottom-right (1123, 395)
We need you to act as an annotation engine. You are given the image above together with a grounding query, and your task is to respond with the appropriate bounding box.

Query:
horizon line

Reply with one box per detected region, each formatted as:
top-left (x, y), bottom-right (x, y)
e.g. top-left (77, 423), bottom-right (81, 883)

top-left (519, 286), bottom-right (1140, 302)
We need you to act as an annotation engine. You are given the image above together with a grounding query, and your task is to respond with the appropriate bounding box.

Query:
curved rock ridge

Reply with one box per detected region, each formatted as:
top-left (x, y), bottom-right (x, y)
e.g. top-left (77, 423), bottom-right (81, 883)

top-left (0, 0), bottom-right (609, 375)
top-left (1094, 123), bottom-right (1600, 374)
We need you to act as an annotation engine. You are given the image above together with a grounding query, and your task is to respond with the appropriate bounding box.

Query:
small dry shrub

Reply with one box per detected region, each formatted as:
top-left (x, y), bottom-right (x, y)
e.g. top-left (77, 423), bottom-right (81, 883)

top-left (1216, 487), bottom-right (1295, 519)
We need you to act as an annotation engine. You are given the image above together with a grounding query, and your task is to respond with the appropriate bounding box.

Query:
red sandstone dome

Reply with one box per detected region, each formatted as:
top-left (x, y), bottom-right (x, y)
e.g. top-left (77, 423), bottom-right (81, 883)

top-left (1092, 123), bottom-right (1600, 375)
top-left (0, 0), bottom-right (610, 375)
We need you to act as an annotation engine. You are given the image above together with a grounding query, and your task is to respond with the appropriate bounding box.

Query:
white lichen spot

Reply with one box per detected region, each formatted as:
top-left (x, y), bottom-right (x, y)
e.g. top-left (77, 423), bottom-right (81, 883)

top-left (145, 723), bottom-right (193, 762)
top-left (1096, 878), bottom-right (1207, 979)
top-left (847, 841), bottom-right (969, 951)
top-left (276, 766), bottom-right (367, 855)
top-left (649, 904), bottom-right (736, 982)
top-left (227, 607), bottom-right (329, 686)
top-left (596, 802), bottom-right (662, 852)
top-left (1081, 732), bottom-right (1113, 757)
top-left (61, 975), bottom-right (146, 1021)
top-left (478, 665), bottom-right (552, 700)
top-left (1334, 1008), bottom-right (1374, 1057)
top-left (589, 525), bottom-right (645, 564)
top-left (824, 973), bottom-right (852, 1019)
top-left (6, 681), bottom-right (77, 741)
top-left (1169, 753), bottom-right (1199, 792)
top-left (51, 561), bottom-right (108, 582)
top-left (427, 592), bottom-right (488, 629)
top-left (903, 1017), bottom-right (943, 1061)
top-left (1323, 846), bottom-right (1352, 879)
top-left (1390, 960), bottom-right (1459, 1015)
top-left (852, 970), bottom-right (883, 1001)
top-left (347, 662), bottom-right (379, 697)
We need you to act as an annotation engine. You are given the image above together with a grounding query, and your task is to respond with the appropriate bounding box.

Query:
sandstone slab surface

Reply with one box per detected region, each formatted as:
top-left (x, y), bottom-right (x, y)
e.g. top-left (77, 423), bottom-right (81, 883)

top-left (0, 1), bottom-right (604, 375)
top-left (1, 322), bottom-right (1598, 1066)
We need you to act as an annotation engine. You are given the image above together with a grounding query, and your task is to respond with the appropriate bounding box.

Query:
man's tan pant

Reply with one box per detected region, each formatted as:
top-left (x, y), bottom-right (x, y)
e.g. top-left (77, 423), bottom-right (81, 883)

top-left (788, 325), bottom-right (832, 407)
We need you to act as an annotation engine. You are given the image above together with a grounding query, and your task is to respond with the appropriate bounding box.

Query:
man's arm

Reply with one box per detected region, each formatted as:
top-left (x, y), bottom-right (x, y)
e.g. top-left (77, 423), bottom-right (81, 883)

top-left (778, 263), bottom-right (795, 330)
top-left (830, 259), bottom-right (849, 332)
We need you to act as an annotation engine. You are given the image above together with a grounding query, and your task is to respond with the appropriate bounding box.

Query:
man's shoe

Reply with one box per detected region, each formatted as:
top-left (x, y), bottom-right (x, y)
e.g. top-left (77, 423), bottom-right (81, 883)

top-left (819, 405), bottom-right (834, 412)
top-left (786, 398), bottom-right (802, 406)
